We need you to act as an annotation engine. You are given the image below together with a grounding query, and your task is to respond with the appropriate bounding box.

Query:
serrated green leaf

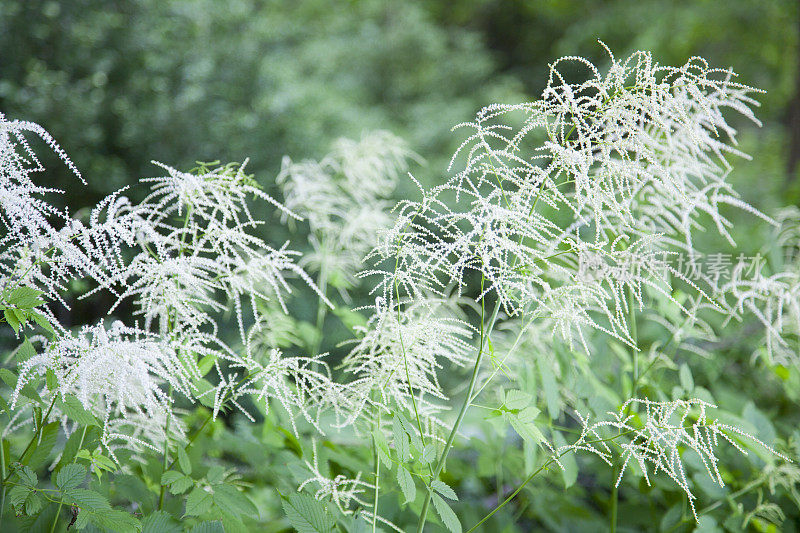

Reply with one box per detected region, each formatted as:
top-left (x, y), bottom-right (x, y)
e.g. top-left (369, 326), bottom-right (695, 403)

top-left (4, 308), bottom-right (21, 332)
top-left (17, 465), bottom-right (37, 487)
top-left (177, 446), bottom-right (192, 475)
top-left (24, 491), bottom-right (43, 515)
top-left (397, 465), bottom-right (416, 504)
top-left (8, 286), bottom-right (45, 309)
top-left (220, 511), bottom-right (247, 533)
top-left (189, 521), bottom-right (225, 533)
top-left (56, 463), bottom-right (86, 490)
top-left (281, 493), bottom-right (336, 533)
top-left (15, 338), bottom-right (36, 363)
top-left (63, 488), bottom-right (111, 510)
top-left (161, 470), bottom-right (184, 485)
top-left (537, 354), bottom-right (561, 419)
top-left (432, 493), bottom-right (462, 533)
top-left (393, 417), bottom-right (410, 462)
top-left (517, 405), bottom-right (540, 423)
top-left (30, 311), bottom-right (54, 336)
top-left (7, 485), bottom-right (31, 509)
top-left (372, 429), bottom-right (392, 469)
top-left (431, 479), bottom-right (458, 501)
top-left (0, 368), bottom-right (17, 389)
top-left (89, 508), bottom-right (140, 533)
top-left (679, 363), bottom-right (694, 392)
top-left (58, 395), bottom-right (99, 426)
top-left (504, 389), bottom-right (532, 410)
top-left (507, 413), bottom-right (545, 448)
top-left (185, 487), bottom-right (213, 517)
top-left (420, 443), bottom-right (436, 464)
top-left (142, 510), bottom-right (181, 533)
top-left (74, 509), bottom-right (90, 530)
top-left (206, 465), bottom-right (225, 485)
top-left (169, 475), bottom-right (193, 495)
top-left (46, 368), bottom-right (57, 391)
top-left (213, 484), bottom-right (258, 518)
top-left (395, 411), bottom-right (423, 451)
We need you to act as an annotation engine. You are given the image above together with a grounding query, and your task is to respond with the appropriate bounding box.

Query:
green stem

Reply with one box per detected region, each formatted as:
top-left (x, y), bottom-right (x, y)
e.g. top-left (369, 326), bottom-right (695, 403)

top-left (310, 250), bottom-right (329, 359)
top-left (0, 438), bottom-right (5, 530)
top-left (157, 386), bottom-right (174, 511)
top-left (415, 296), bottom-right (501, 533)
top-left (611, 287), bottom-right (639, 533)
top-left (371, 410), bottom-right (381, 533)
top-left (49, 425), bottom-right (87, 533)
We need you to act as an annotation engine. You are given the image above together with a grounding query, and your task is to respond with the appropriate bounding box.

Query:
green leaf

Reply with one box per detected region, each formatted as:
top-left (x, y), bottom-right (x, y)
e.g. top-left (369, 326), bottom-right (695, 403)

top-left (161, 470), bottom-right (184, 485)
top-left (30, 311), bottom-right (54, 336)
top-left (420, 443), bottom-right (436, 464)
top-left (189, 521), bottom-right (225, 533)
top-left (0, 368), bottom-right (17, 389)
top-left (432, 493), bottom-right (462, 533)
top-left (397, 465), bottom-right (416, 504)
top-left (537, 354), bottom-right (561, 419)
top-left (15, 338), bottom-right (36, 363)
top-left (63, 487), bottom-right (111, 510)
top-left (517, 405), bottom-right (540, 423)
top-left (277, 427), bottom-right (303, 459)
top-left (4, 308), bottom-right (21, 332)
top-left (58, 395), bottom-right (99, 426)
top-left (46, 368), bottom-right (57, 391)
top-left (74, 509), bottom-right (90, 530)
top-left (169, 475), bottom-right (193, 495)
top-left (142, 510), bottom-right (181, 533)
top-left (679, 364), bottom-right (694, 392)
top-left (507, 412), bottom-right (545, 448)
top-left (206, 465), bottom-right (226, 485)
top-left (185, 487), bottom-right (213, 517)
top-left (194, 379), bottom-right (217, 408)
top-left (395, 411), bottom-right (423, 451)
top-left (393, 417), bottom-right (410, 462)
top-left (17, 465), bottom-right (37, 487)
top-left (8, 286), bottom-right (45, 309)
top-left (177, 446), bottom-right (192, 475)
top-left (89, 508), bottom-right (140, 533)
top-left (24, 491), bottom-right (43, 515)
top-left (56, 463), bottom-right (87, 490)
top-left (372, 429), bottom-right (392, 469)
top-left (431, 479), bottom-right (457, 501)
top-left (25, 422), bottom-right (58, 469)
top-left (7, 485), bottom-right (31, 510)
top-left (197, 354), bottom-right (216, 377)
top-left (212, 484), bottom-right (258, 518)
top-left (553, 431), bottom-right (577, 489)
top-left (281, 493), bottom-right (336, 533)
top-left (504, 389), bottom-right (532, 410)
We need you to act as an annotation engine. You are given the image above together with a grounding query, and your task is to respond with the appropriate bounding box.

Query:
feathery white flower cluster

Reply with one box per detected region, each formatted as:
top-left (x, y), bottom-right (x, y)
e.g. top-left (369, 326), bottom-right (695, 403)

top-left (0, 113), bottom-right (119, 309)
top-left (720, 207), bottom-right (800, 365)
top-left (1, 115), bottom-right (349, 454)
top-left (366, 47), bottom-right (762, 360)
top-left (549, 399), bottom-right (786, 520)
top-left (278, 131), bottom-right (413, 293)
top-left (11, 321), bottom-right (190, 458)
top-left (342, 298), bottom-right (473, 431)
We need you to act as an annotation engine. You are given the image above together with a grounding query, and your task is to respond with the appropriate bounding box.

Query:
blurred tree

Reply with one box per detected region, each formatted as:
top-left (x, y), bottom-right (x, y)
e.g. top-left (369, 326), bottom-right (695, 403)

top-left (0, 0), bottom-right (522, 207)
top-left (427, 0), bottom-right (799, 188)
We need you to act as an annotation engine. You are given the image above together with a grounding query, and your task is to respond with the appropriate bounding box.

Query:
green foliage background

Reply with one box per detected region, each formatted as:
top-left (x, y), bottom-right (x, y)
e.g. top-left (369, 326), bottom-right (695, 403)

top-left (1, 1), bottom-right (799, 531)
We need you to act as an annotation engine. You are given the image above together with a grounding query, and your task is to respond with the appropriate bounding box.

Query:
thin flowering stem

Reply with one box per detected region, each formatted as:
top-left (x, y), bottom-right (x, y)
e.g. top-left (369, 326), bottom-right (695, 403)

top-left (416, 274), bottom-right (501, 532)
